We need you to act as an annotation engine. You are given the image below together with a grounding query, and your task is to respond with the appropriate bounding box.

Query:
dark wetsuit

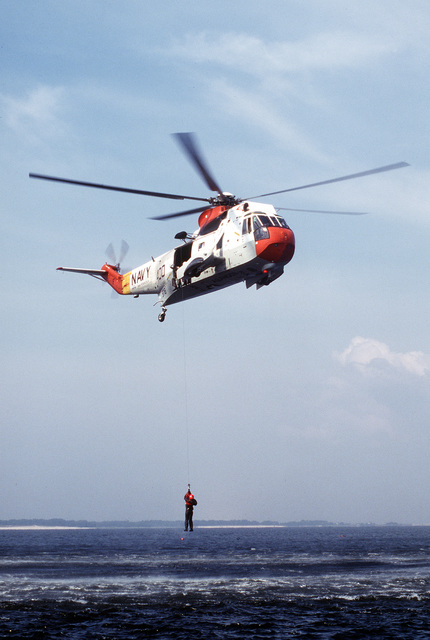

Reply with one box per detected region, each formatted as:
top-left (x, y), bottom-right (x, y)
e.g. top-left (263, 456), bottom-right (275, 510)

top-left (184, 492), bottom-right (196, 531)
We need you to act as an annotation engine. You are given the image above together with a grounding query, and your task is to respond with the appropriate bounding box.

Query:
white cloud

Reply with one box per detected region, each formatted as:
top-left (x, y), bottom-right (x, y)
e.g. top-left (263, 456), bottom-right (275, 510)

top-left (327, 0), bottom-right (430, 54)
top-left (335, 336), bottom-right (430, 376)
top-left (2, 86), bottom-right (66, 139)
top-left (320, 166), bottom-right (430, 227)
top-left (169, 30), bottom-right (396, 78)
top-left (210, 80), bottom-right (330, 164)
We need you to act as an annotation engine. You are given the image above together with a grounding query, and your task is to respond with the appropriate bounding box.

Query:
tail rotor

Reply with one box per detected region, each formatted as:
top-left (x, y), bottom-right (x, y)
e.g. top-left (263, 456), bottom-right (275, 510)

top-left (105, 240), bottom-right (129, 273)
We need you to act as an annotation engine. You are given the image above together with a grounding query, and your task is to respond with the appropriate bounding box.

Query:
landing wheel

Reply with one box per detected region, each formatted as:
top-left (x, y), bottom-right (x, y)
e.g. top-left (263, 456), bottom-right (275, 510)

top-left (158, 308), bottom-right (167, 322)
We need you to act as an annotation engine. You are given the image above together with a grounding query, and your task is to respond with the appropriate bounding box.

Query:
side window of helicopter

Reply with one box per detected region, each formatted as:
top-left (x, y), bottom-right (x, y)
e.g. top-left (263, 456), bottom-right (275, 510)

top-left (270, 216), bottom-right (281, 227)
top-left (242, 216), bottom-right (252, 235)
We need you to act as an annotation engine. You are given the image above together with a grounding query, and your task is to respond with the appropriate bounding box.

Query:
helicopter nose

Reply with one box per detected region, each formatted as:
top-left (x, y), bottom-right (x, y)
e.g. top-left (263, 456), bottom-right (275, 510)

top-left (255, 227), bottom-right (295, 264)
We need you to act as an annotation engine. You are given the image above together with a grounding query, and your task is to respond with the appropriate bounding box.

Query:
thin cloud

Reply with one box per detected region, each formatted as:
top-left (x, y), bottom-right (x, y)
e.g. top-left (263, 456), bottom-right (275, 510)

top-left (335, 336), bottom-right (430, 376)
top-left (211, 80), bottom-right (330, 164)
top-left (161, 28), bottom-right (410, 168)
top-left (168, 30), bottom-right (396, 78)
top-left (328, 0), bottom-right (430, 55)
top-left (317, 167), bottom-right (430, 227)
top-left (2, 85), bottom-right (66, 140)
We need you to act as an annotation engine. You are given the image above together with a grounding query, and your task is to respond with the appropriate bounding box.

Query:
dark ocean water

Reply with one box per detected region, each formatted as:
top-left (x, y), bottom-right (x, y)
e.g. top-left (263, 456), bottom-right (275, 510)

top-left (0, 526), bottom-right (429, 639)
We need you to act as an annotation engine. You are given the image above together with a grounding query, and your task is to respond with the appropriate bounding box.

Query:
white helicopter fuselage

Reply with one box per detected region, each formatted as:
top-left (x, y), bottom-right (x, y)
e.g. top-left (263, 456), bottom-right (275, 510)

top-left (122, 201), bottom-right (295, 312)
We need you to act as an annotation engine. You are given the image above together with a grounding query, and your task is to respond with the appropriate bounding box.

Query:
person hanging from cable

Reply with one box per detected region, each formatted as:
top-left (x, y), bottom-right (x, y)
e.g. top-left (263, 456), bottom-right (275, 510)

top-left (184, 484), bottom-right (197, 532)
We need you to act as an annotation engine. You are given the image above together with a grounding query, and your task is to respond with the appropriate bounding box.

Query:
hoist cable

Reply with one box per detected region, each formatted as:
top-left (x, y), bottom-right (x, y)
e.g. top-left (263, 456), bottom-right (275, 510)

top-left (181, 291), bottom-right (191, 484)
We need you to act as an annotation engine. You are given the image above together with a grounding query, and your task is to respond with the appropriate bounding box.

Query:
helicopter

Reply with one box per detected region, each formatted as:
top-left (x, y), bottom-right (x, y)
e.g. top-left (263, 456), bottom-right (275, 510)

top-left (30, 133), bottom-right (409, 322)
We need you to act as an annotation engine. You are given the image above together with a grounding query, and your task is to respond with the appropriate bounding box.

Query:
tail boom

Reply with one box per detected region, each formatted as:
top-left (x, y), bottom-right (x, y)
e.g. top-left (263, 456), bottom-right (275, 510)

top-left (57, 263), bottom-right (130, 295)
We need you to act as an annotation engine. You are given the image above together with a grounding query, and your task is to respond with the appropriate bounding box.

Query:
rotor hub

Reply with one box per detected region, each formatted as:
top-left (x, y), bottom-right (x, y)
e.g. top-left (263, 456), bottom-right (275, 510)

top-left (209, 192), bottom-right (239, 207)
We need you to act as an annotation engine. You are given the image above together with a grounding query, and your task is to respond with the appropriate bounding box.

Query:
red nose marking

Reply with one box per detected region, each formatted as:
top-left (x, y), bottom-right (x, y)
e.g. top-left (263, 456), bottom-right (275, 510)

top-left (255, 228), bottom-right (295, 263)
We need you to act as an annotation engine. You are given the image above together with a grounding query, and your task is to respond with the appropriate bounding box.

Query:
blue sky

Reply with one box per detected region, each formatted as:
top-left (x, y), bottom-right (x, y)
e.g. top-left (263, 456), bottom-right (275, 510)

top-left (1, 0), bottom-right (429, 524)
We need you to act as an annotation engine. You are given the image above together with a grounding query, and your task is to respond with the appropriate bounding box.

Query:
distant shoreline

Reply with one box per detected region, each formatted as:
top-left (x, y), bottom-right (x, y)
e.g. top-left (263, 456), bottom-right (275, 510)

top-left (0, 519), bottom-right (421, 530)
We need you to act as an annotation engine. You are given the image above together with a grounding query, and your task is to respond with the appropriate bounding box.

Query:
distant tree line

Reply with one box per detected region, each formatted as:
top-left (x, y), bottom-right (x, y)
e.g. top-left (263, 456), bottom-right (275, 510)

top-left (0, 518), bottom-right (401, 528)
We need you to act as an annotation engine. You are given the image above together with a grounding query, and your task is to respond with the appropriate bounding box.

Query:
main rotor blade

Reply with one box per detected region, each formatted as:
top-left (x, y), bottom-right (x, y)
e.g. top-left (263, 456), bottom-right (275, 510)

top-left (29, 173), bottom-right (210, 203)
top-left (276, 207), bottom-right (368, 215)
top-left (150, 205), bottom-right (209, 221)
top-left (248, 162), bottom-right (410, 200)
top-left (172, 132), bottom-right (224, 195)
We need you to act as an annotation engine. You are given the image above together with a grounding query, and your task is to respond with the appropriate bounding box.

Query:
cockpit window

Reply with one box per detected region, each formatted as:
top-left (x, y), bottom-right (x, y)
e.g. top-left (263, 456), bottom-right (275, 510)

top-left (270, 216), bottom-right (281, 227)
top-left (252, 213), bottom-right (286, 229)
top-left (252, 215), bottom-right (262, 230)
top-left (257, 214), bottom-right (273, 227)
top-left (244, 212), bottom-right (290, 233)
